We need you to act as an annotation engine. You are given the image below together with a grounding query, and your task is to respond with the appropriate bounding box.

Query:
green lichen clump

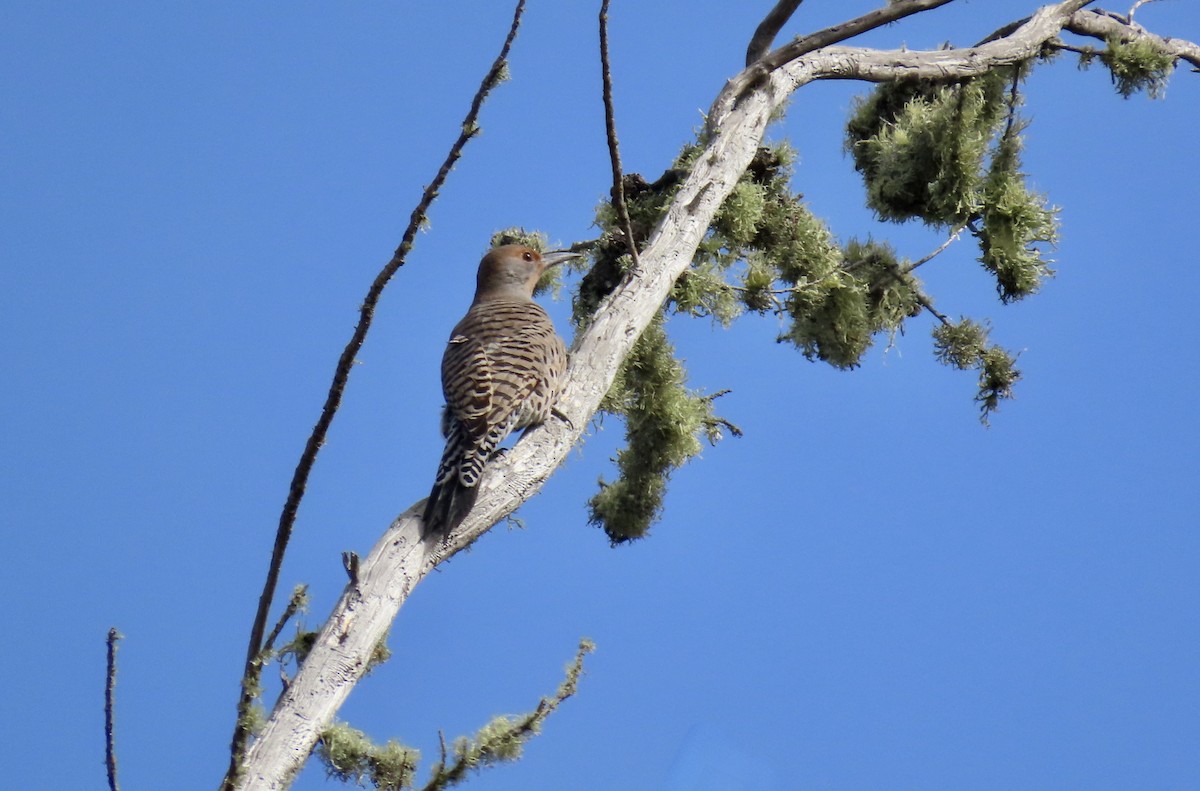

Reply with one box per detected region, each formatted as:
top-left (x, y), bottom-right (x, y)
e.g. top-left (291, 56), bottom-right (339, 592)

top-left (837, 66), bottom-right (1051, 418)
top-left (1101, 34), bottom-right (1175, 98)
top-left (846, 72), bottom-right (1010, 225)
top-left (978, 128), bottom-right (1057, 303)
top-left (845, 67), bottom-right (1059, 300)
top-left (932, 318), bottom-right (1021, 424)
top-left (687, 145), bottom-right (925, 367)
top-left (317, 724), bottom-right (419, 791)
top-left (578, 147), bottom-right (736, 545)
top-left (782, 238), bottom-right (922, 368)
top-left (588, 315), bottom-right (731, 543)
top-left (314, 640), bottom-right (593, 791)
top-left (582, 143), bottom-right (932, 541)
top-left (423, 639), bottom-right (594, 789)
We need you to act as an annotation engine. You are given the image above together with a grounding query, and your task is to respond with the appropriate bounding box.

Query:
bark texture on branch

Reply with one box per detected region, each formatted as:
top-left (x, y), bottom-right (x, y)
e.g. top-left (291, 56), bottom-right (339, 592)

top-left (230, 2), bottom-right (1195, 787)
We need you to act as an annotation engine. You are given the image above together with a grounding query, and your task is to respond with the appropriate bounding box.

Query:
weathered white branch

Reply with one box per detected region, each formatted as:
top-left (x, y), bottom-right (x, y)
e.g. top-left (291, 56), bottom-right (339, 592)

top-left (230, 2), bottom-right (1196, 787)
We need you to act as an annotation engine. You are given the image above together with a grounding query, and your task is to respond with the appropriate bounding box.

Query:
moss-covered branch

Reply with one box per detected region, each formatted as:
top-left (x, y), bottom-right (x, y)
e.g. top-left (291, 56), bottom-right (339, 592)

top-left (420, 639), bottom-right (595, 791)
top-left (311, 640), bottom-right (594, 791)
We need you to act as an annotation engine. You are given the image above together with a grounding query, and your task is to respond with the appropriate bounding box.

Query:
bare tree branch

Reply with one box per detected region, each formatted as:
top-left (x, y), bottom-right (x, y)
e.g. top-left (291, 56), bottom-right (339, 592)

top-left (724, 0), bottom-right (958, 102)
top-left (599, 0), bottom-right (639, 265)
top-left (229, 3), bottom-right (1199, 787)
top-left (746, 0), bottom-right (805, 66)
top-left (917, 291), bottom-right (952, 325)
top-left (105, 628), bottom-right (122, 791)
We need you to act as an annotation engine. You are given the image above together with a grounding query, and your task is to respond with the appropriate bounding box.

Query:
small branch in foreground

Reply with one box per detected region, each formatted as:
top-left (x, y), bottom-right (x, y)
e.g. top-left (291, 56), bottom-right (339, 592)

top-left (223, 1), bottom-right (529, 786)
top-left (599, 0), bottom-right (640, 267)
top-left (746, 0), bottom-right (805, 66)
top-left (105, 628), bottom-right (122, 791)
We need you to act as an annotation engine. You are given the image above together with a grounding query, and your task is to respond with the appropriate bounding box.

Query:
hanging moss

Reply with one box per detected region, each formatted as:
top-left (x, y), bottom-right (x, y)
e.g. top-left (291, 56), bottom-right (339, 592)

top-left (976, 345), bottom-right (1021, 423)
top-left (1101, 34), bottom-right (1175, 98)
top-left (932, 318), bottom-right (1020, 423)
top-left (588, 316), bottom-right (720, 543)
top-left (712, 180), bottom-right (768, 247)
top-left (738, 254), bottom-right (778, 314)
top-left (845, 71), bottom-right (1011, 225)
top-left (842, 238), bottom-right (923, 334)
top-left (753, 190), bottom-right (843, 287)
top-left (782, 276), bottom-right (872, 369)
top-left (978, 131), bottom-right (1058, 302)
top-left (932, 317), bottom-right (988, 369)
top-left (778, 238), bottom-right (922, 368)
top-left (278, 630), bottom-right (318, 667)
top-left (315, 642), bottom-right (593, 791)
top-left (669, 262), bottom-right (742, 325)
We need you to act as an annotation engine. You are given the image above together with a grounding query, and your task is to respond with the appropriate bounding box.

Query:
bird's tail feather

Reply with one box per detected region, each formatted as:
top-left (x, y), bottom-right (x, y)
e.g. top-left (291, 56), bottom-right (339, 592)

top-left (422, 421), bottom-right (481, 537)
top-left (422, 477), bottom-right (479, 537)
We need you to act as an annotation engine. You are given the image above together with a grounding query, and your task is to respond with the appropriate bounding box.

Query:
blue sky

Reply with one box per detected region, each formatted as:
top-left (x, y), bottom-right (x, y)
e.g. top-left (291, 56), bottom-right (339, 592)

top-left (3, 2), bottom-right (1198, 790)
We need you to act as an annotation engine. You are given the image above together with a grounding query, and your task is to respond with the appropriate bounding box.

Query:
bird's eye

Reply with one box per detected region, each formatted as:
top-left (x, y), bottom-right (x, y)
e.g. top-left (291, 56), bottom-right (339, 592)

top-left (522, 251), bottom-right (534, 262)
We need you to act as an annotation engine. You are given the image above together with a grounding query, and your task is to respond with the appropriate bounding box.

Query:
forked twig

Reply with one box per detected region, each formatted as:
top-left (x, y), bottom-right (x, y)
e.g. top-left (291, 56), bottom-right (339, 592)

top-left (724, 0), bottom-right (958, 103)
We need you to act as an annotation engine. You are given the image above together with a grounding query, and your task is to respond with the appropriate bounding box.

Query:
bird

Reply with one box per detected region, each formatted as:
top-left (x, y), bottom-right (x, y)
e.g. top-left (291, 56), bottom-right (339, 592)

top-left (422, 244), bottom-right (579, 537)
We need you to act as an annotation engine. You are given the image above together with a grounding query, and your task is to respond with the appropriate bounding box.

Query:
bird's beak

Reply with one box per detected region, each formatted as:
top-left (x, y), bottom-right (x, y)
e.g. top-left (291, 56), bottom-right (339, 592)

top-left (541, 250), bottom-right (583, 269)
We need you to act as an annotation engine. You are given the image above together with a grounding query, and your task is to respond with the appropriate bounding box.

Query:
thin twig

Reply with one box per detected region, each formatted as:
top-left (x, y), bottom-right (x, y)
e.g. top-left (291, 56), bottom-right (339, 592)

top-left (437, 729), bottom-right (448, 775)
top-left (746, 0), bottom-right (805, 66)
top-left (917, 291), bottom-right (951, 324)
top-left (262, 584), bottom-right (309, 657)
top-left (1127, 0), bottom-right (1160, 23)
top-left (599, 0), bottom-right (640, 266)
top-left (105, 628), bottom-right (122, 791)
top-left (1048, 40), bottom-right (1098, 56)
top-left (223, 1), bottom-right (529, 786)
top-left (902, 226), bottom-right (966, 274)
top-left (1000, 66), bottom-right (1024, 143)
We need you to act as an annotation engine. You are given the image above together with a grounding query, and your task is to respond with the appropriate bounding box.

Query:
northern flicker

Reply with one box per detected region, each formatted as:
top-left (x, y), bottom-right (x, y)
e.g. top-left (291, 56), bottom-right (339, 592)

top-left (422, 244), bottom-right (578, 536)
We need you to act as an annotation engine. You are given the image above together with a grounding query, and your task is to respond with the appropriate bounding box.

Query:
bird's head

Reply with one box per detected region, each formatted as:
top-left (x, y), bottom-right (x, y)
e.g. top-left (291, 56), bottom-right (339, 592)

top-left (474, 245), bottom-right (580, 301)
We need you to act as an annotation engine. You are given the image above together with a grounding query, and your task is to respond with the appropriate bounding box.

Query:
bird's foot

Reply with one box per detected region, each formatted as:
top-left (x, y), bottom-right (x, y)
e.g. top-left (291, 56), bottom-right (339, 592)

top-left (551, 407), bottom-right (575, 431)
